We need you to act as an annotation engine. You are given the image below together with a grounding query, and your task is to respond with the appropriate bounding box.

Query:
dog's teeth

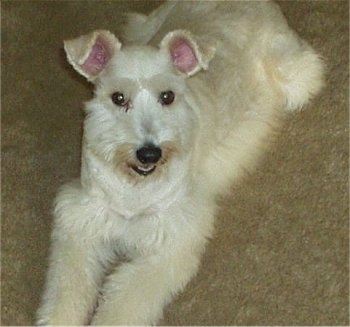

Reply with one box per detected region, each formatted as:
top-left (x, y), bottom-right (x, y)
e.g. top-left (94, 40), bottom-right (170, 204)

top-left (138, 166), bottom-right (153, 172)
top-left (131, 164), bottom-right (156, 176)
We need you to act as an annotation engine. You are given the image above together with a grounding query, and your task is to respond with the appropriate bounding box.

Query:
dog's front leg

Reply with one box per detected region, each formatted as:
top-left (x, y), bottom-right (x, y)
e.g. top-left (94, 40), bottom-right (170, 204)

top-left (36, 234), bottom-right (105, 326)
top-left (37, 184), bottom-right (107, 326)
top-left (91, 247), bottom-right (203, 325)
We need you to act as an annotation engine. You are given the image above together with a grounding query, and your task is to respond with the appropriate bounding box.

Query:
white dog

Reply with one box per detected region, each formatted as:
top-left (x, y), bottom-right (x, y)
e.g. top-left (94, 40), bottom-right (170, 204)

top-left (37, 1), bottom-right (324, 325)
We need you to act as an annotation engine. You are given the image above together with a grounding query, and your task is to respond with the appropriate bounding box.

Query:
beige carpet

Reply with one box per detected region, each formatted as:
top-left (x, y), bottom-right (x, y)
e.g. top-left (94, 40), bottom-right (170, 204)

top-left (2, 1), bottom-right (348, 325)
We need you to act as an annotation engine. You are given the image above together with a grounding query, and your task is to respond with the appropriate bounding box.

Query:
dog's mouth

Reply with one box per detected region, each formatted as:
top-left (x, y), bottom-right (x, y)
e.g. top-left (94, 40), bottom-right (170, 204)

top-left (131, 164), bottom-right (157, 176)
top-left (123, 142), bottom-right (178, 178)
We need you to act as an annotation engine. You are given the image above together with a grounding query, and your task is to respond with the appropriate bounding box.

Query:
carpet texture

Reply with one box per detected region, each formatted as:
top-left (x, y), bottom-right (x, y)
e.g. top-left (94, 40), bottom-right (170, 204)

top-left (1, 1), bottom-right (348, 325)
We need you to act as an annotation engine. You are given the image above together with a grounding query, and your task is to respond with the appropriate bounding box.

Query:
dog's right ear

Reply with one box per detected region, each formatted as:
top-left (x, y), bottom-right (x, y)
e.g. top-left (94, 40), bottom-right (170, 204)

top-left (64, 30), bottom-right (121, 82)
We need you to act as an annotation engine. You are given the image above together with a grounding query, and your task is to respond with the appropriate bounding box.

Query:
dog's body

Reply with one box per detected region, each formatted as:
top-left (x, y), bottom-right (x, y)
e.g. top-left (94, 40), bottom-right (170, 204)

top-left (37, 1), bottom-right (324, 325)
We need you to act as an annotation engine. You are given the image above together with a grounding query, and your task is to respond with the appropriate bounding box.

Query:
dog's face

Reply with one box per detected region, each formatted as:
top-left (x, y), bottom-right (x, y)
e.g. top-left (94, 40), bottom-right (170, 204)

top-left (85, 46), bottom-right (196, 181)
top-left (64, 30), bottom-right (215, 182)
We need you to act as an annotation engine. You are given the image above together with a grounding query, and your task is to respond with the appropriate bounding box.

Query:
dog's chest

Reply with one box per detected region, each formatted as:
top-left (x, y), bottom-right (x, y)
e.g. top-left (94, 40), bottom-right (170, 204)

top-left (102, 192), bottom-right (197, 258)
top-left (81, 152), bottom-right (194, 250)
top-left (83, 151), bottom-right (186, 209)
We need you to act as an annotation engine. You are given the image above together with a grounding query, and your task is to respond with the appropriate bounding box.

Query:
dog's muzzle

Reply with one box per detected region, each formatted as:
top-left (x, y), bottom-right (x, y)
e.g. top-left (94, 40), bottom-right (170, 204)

top-left (132, 144), bottom-right (162, 176)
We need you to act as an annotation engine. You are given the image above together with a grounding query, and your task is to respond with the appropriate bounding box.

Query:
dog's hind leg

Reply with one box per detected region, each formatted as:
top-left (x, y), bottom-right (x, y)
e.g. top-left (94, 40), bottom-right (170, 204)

top-left (91, 247), bottom-right (203, 325)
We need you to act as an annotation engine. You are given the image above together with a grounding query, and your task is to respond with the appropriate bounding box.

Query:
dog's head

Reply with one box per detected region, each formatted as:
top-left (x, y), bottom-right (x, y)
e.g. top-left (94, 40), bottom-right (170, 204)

top-left (64, 30), bottom-right (215, 182)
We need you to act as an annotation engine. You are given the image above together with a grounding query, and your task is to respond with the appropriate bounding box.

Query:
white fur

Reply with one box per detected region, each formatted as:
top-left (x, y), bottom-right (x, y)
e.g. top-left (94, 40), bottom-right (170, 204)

top-left (37, 1), bottom-right (324, 325)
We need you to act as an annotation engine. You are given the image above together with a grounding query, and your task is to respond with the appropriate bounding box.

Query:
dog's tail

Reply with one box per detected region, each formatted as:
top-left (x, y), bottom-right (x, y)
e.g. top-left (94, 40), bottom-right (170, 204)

top-left (121, 2), bottom-right (176, 45)
top-left (262, 29), bottom-right (325, 111)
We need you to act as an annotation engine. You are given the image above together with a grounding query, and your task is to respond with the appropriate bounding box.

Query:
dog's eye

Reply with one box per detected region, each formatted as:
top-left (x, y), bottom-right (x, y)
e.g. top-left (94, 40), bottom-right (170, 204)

top-left (159, 91), bottom-right (175, 106)
top-left (111, 92), bottom-right (128, 107)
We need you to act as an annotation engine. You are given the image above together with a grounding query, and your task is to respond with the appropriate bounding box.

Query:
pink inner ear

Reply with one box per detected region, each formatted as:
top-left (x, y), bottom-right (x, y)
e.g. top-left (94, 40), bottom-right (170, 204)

top-left (170, 38), bottom-right (198, 73)
top-left (82, 36), bottom-right (112, 76)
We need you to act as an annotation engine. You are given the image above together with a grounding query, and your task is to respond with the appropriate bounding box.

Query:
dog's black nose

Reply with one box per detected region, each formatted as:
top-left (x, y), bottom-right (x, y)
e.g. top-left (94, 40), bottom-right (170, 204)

top-left (136, 144), bottom-right (162, 164)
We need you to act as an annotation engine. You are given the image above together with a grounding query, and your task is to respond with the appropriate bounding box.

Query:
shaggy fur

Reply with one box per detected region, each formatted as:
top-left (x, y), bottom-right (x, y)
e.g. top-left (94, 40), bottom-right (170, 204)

top-left (36, 1), bottom-right (324, 325)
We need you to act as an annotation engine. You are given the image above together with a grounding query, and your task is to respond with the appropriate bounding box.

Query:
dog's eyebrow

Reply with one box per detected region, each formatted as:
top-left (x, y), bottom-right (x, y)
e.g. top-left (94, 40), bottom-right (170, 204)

top-left (100, 77), bottom-right (137, 93)
top-left (140, 74), bottom-right (185, 93)
top-left (99, 74), bottom-right (186, 101)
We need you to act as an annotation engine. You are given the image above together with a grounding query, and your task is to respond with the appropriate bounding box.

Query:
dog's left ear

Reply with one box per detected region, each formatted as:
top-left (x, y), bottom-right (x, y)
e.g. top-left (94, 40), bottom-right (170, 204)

top-left (160, 30), bottom-right (216, 76)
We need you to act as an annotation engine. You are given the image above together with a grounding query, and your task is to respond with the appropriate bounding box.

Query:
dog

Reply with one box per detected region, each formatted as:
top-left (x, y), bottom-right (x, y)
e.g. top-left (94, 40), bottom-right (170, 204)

top-left (37, 1), bottom-right (324, 325)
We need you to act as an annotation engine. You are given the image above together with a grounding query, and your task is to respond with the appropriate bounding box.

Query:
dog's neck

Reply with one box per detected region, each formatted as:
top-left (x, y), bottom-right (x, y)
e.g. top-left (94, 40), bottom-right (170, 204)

top-left (80, 147), bottom-right (193, 220)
